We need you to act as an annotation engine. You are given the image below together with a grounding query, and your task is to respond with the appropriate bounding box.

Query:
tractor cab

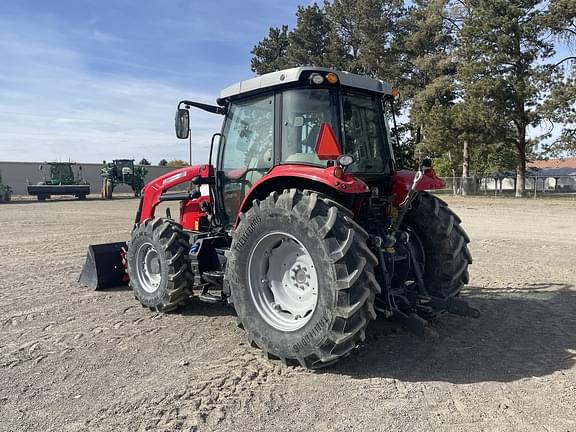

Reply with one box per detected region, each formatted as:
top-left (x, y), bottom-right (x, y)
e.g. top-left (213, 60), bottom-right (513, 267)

top-left (114, 159), bottom-right (135, 176)
top-left (47, 162), bottom-right (75, 184)
top-left (176, 67), bottom-right (400, 227)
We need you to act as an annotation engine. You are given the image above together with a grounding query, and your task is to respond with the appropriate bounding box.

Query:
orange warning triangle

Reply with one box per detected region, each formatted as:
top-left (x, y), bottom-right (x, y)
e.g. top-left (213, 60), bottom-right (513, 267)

top-left (314, 122), bottom-right (342, 160)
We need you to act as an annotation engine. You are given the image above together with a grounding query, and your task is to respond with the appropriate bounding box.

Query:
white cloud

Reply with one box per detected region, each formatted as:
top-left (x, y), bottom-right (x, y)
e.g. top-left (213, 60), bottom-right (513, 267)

top-left (0, 18), bottom-right (223, 164)
top-left (90, 31), bottom-right (123, 44)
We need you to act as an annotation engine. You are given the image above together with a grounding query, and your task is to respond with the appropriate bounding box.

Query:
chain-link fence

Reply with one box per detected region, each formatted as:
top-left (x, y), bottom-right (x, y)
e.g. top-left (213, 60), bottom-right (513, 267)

top-left (435, 175), bottom-right (576, 198)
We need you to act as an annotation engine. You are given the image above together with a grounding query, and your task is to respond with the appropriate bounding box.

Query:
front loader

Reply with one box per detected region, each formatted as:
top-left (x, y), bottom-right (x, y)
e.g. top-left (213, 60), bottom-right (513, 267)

top-left (80, 67), bottom-right (477, 368)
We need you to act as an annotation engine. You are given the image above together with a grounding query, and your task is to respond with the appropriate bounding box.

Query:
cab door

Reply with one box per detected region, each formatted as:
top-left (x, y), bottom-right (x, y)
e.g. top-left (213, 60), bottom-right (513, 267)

top-left (218, 94), bottom-right (274, 227)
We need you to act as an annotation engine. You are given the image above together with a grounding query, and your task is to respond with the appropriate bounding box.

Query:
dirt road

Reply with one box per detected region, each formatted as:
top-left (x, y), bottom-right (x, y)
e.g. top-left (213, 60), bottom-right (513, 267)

top-left (0, 196), bottom-right (575, 431)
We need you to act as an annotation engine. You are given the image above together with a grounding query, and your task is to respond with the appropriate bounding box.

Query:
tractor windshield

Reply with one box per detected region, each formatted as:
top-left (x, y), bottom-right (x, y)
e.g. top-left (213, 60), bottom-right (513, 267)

top-left (281, 88), bottom-right (391, 174)
top-left (50, 164), bottom-right (74, 182)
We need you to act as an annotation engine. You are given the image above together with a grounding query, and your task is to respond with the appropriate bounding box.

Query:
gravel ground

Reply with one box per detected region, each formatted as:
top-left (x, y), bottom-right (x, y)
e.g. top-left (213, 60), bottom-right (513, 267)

top-left (0, 195), bottom-right (575, 432)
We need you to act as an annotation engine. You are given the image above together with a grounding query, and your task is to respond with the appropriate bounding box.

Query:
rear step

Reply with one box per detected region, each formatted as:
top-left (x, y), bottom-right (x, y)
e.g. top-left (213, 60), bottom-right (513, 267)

top-left (198, 271), bottom-right (225, 303)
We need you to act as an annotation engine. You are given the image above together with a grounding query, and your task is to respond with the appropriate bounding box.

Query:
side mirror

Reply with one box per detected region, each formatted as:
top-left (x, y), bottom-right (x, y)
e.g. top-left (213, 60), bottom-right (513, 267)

top-left (175, 108), bottom-right (190, 139)
top-left (78, 165), bottom-right (82, 171)
top-left (39, 164), bottom-right (43, 171)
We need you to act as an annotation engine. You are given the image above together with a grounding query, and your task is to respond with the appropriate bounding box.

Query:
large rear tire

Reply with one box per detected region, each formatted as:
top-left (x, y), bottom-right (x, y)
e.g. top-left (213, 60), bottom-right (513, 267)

top-left (127, 218), bottom-right (191, 312)
top-left (403, 192), bottom-right (472, 299)
top-left (226, 189), bottom-right (380, 369)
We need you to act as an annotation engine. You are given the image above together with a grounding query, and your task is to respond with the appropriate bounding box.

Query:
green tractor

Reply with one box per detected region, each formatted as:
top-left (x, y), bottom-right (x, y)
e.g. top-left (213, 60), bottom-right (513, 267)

top-left (27, 162), bottom-right (90, 201)
top-left (0, 170), bottom-right (12, 203)
top-left (101, 159), bottom-right (147, 199)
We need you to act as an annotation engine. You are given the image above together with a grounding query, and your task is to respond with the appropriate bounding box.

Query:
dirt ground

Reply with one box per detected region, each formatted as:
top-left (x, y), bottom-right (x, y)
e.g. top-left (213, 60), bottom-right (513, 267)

top-left (0, 195), bottom-right (575, 432)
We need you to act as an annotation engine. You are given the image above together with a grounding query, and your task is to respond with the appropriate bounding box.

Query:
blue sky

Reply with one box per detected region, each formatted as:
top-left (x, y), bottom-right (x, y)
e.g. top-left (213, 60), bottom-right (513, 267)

top-left (0, 1), bottom-right (572, 163)
top-left (0, 0), bottom-right (308, 164)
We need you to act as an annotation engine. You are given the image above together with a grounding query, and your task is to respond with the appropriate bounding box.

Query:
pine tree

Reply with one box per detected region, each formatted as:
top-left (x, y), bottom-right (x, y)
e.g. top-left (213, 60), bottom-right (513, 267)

top-left (458, 0), bottom-right (557, 197)
top-left (394, 0), bottom-right (459, 168)
top-left (542, 0), bottom-right (576, 155)
top-left (251, 25), bottom-right (291, 74)
top-left (287, 4), bottom-right (349, 69)
top-left (325, 0), bottom-right (404, 77)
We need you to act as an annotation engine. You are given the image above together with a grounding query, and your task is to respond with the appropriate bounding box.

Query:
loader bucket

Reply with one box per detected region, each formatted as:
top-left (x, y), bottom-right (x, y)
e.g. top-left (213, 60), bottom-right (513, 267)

top-left (79, 242), bottom-right (128, 290)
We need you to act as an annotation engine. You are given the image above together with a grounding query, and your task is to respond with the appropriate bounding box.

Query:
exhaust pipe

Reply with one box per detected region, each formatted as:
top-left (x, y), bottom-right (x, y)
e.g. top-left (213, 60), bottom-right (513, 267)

top-left (79, 242), bottom-right (129, 290)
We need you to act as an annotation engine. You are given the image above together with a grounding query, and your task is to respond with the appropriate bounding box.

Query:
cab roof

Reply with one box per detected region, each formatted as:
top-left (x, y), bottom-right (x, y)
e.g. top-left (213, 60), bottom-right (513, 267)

top-left (219, 67), bottom-right (394, 100)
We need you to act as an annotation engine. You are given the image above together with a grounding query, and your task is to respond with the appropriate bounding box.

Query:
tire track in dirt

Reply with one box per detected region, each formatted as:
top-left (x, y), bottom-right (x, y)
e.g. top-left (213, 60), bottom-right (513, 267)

top-left (83, 349), bottom-right (295, 432)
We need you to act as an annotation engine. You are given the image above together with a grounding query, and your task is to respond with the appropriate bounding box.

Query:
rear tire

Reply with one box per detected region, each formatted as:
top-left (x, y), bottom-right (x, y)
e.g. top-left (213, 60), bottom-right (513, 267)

top-left (127, 218), bottom-right (191, 312)
top-left (226, 189), bottom-right (380, 369)
top-left (403, 192), bottom-right (472, 299)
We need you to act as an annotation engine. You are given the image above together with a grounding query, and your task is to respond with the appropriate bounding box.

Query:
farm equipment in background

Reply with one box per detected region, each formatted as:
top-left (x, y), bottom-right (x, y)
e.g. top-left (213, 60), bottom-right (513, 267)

top-left (80, 67), bottom-right (477, 368)
top-left (28, 162), bottom-right (90, 201)
top-left (0, 170), bottom-right (12, 203)
top-left (101, 159), bottom-right (147, 199)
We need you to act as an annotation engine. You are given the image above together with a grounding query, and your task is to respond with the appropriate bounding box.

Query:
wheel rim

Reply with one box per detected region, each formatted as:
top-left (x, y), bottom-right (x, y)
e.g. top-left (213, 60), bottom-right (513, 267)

top-left (248, 232), bottom-right (319, 332)
top-left (135, 242), bottom-right (162, 293)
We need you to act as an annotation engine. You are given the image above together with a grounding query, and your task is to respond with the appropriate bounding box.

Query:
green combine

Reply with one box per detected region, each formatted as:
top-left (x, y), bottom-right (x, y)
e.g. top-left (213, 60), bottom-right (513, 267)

top-left (27, 162), bottom-right (90, 201)
top-left (0, 170), bottom-right (12, 203)
top-left (100, 159), bottom-right (147, 199)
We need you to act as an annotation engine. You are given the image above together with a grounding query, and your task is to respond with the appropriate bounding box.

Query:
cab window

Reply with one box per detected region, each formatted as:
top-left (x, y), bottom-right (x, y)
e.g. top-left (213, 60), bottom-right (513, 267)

top-left (220, 95), bottom-right (274, 224)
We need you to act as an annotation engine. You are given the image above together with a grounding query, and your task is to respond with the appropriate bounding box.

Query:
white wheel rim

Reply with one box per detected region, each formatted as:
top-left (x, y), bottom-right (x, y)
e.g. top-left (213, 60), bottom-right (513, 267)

top-left (136, 242), bottom-right (162, 293)
top-left (248, 231), bottom-right (319, 332)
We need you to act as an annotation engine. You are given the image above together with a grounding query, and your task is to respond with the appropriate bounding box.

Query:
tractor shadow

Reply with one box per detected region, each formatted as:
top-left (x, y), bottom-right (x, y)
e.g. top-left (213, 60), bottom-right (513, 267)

top-left (331, 283), bottom-right (576, 384)
top-left (179, 299), bottom-right (236, 317)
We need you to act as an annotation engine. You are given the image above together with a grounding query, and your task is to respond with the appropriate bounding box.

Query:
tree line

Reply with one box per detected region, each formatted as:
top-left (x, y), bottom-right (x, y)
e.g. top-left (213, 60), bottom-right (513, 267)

top-left (137, 159), bottom-right (189, 167)
top-left (250, 0), bottom-right (575, 197)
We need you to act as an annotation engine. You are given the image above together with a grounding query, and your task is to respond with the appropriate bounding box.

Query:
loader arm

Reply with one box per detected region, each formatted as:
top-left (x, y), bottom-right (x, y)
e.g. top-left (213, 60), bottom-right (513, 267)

top-left (138, 164), bottom-right (214, 222)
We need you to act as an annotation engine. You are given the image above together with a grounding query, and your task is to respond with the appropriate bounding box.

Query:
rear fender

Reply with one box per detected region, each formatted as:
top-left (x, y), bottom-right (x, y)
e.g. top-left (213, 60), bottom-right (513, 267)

top-left (236, 164), bottom-right (369, 226)
top-left (392, 169), bottom-right (445, 207)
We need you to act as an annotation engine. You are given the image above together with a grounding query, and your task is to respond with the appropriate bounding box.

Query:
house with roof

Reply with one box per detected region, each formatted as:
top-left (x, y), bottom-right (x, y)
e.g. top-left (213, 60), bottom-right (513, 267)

top-left (528, 157), bottom-right (576, 192)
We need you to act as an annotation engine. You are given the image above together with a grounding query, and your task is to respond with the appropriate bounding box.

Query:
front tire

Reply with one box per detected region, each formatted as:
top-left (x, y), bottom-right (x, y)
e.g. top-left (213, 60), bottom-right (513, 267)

top-left (127, 218), bottom-right (191, 312)
top-left (226, 189), bottom-right (380, 369)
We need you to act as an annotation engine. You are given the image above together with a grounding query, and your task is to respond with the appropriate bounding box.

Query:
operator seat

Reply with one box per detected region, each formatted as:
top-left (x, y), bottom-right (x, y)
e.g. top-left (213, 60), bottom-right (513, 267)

top-left (284, 124), bottom-right (323, 166)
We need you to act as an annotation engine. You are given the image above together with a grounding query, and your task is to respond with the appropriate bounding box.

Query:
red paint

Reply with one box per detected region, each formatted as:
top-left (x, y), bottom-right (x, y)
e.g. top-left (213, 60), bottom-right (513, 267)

top-left (180, 196), bottom-right (211, 230)
top-left (315, 123), bottom-right (342, 160)
top-left (139, 164), bottom-right (214, 223)
top-left (392, 169), bottom-right (445, 206)
top-left (237, 164), bottom-right (369, 225)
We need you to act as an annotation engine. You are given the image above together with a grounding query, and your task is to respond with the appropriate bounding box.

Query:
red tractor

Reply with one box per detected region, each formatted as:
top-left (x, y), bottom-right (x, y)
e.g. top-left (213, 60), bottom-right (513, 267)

top-left (81, 67), bottom-right (476, 368)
